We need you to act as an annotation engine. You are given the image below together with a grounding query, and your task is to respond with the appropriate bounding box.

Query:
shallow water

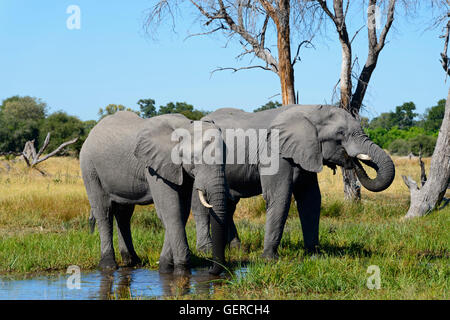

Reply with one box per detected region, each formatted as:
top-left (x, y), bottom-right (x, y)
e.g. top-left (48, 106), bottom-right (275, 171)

top-left (0, 267), bottom-right (247, 300)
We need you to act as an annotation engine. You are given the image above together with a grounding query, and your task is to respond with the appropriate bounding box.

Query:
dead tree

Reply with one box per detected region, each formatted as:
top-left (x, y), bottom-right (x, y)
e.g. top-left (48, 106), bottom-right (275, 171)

top-left (147, 0), bottom-right (317, 105)
top-left (402, 6), bottom-right (450, 218)
top-left (21, 133), bottom-right (78, 175)
top-left (315, 0), bottom-right (399, 201)
top-left (418, 152), bottom-right (427, 187)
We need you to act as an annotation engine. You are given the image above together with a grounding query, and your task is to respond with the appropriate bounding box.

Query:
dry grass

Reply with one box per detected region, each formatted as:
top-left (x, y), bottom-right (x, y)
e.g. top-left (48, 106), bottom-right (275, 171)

top-left (0, 156), bottom-right (448, 299)
top-left (0, 156), bottom-right (445, 234)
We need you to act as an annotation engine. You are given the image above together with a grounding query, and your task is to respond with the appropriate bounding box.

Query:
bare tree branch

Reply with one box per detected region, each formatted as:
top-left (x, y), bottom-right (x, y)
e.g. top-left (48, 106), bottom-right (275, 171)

top-left (259, 14), bottom-right (270, 48)
top-left (32, 137), bottom-right (78, 166)
top-left (16, 133), bottom-right (79, 175)
top-left (36, 132), bottom-right (51, 160)
top-left (292, 39), bottom-right (315, 66)
top-left (184, 25), bottom-right (226, 40)
top-left (211, 65), bottom-right (272, 76)
top-left (190, 0), bottom-right (279, 74)
top-left (350, 0), bottom-right (397, 113)
top-left (350, 25), bottom-right (365, 44)
top-left (147, 0), bottom-right (319, 105)
top-left (440, 19), bottom-right (450, 76)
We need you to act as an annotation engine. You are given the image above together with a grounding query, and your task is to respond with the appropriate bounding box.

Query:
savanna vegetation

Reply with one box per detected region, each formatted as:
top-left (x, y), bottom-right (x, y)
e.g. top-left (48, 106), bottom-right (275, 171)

top-left (0, 96), bottom-right (443, 159)
top-left (255, 100), bottom-right (445, 157)
top-left (0, 156), bottom-right (448, 299)
top-left (0, 96), bottom-right (209, 156)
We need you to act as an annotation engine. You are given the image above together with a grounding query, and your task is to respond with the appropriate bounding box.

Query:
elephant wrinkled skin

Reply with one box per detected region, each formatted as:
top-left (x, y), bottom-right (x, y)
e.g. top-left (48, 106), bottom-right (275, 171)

top-left (193, 104), bottom-right (395, 258)
top-left (80, 111), bottom-right (229, 275)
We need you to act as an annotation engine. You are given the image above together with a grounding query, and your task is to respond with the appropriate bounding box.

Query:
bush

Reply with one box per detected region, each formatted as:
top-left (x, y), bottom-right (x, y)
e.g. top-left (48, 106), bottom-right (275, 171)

top-left (387, 135), bottom-right (437, 156)
top-left (408, 135), bottom-right (437, 157)
top-left (388, 139), bottom-right (410, 155)
top-left (39, 111), bottom-right (92, 156)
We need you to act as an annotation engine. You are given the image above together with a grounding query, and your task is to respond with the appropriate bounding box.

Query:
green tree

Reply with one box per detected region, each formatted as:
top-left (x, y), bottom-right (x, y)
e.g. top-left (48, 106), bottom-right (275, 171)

top-left (369, 102), bottom-right (418, 131)
top-left (408, 135), bottom-right (437, 157)
top-left (420, 99), bottom-right (446, 133)
top-left (253, 101), bottom-right (282, 112)
top-left (0, 96), bottom-right (47, 152)
top-left (39, 111), bottom-right (87, 156)
top-left (387, 139), bottom-right (410, 156)
top-left (368, 112), bottom-right (397, 130)
top-left (157, 102), bottom-right (207, 120)
top-left (393, 102), bottom-right (417, 130)
top-left (98, 104), bottom-right (139, 120)
top-left (137, 99), bottom-right (157, 118)
top-left (360, 117), bottom-right (369, 130)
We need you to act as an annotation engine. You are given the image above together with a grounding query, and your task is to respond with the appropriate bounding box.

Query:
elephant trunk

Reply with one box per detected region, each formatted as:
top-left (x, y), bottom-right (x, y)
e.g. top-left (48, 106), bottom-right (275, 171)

top-left (352, 135), bottom-right (395, 192)
top-left (205, 174), bottom-right (228, 276)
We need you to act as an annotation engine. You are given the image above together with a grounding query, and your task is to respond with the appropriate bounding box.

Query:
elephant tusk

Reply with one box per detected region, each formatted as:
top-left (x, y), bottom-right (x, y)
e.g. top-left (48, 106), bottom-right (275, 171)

top-left (198, 190), bottom-right (213, 208)
top-left (357, 154), bottom-right (372, 161)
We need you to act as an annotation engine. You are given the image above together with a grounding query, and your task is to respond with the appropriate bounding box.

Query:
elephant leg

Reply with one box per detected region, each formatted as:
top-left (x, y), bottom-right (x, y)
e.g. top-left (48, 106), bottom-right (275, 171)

top-left (191, 190), bottom-right (212, 254)
top-left (96, 208), bottom-right (118, 270)
top-left (227, 199), bottom-right (241, 249)
top-left (112, 203), bottom-right (141, 267)
top-left (293, 171), bottom-right (321, 254)
top-left (84, 176), bottom-right (118, 270)
top-left (147, 174), bottom-right (192, 275)
top-left (159, 229), bottom-right (175, 273)
top-left (260, 158), bottom-right (294, 259)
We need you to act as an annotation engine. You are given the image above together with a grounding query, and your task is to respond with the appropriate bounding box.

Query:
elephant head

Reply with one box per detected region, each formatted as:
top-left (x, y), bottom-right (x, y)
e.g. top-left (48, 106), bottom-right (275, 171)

top-left (271, 105), bottom-right (395, 192)
top-left (133, 114), bottom-right (228, 275)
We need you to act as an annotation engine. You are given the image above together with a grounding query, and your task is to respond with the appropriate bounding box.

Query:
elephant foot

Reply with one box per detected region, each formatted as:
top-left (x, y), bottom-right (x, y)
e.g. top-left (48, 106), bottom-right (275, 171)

top-left (305, 245), bottom-right (321, 257)
top-left (196, 242), bottom-right (212, 254)
top-left (98, 256), bottom-right (119, 271)
top-left (173, 264), bottom-right (191, 276)
top-left (158, 258), bottom-right (174, 274)
top-left (209, 263), bottom-right (224, 276)
top-left (261, 249), bottom-right (279, 261)
top-left (229, 238), bottom-right (241, 250)
top-left (121, 252), bottom-right (142, 268)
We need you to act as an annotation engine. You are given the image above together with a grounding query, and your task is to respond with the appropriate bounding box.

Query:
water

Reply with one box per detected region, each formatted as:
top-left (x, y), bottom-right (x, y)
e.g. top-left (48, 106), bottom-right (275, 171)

top-left (0, 267), bottom-right (247, 300)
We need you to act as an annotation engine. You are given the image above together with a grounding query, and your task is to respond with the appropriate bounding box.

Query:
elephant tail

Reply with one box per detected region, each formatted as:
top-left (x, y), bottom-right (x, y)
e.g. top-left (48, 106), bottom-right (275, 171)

top-left (88, 209), bottom-right (96, 234)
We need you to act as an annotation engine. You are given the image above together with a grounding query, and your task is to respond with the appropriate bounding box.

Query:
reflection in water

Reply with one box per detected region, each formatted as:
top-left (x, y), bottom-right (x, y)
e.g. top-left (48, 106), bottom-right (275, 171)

top-left (0, 267), bottom-right (246, 300)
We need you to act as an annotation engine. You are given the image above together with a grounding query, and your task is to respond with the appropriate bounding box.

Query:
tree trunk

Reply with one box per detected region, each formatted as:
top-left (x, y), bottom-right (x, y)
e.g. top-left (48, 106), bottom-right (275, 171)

top-left (339, 36), bottom-right (361, 201)
top-left (403, 88), bottom-right (450, 218)
top-left (276, 0), bottom-right (296, 106)
top-left (339, 43), bottom-right (352, 109)
top-left (342, 167), bottom-right (361, 201)
top-left (350, 61), bottom-right (377, 113)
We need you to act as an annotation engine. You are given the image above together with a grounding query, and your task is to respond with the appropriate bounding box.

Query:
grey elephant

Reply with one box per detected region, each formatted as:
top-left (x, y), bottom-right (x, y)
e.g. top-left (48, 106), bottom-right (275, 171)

top-left (80, 111), bottom-right (229, 275)
top-left (193, 104), bottom-right (395, 259)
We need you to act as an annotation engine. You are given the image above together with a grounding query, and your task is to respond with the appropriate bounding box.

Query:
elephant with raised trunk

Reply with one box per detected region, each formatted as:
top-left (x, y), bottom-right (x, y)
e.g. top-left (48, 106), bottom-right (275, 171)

top-left (80, 111), bottom-right (229, 275)
top-left (193, 104), bottom-right (395, 260)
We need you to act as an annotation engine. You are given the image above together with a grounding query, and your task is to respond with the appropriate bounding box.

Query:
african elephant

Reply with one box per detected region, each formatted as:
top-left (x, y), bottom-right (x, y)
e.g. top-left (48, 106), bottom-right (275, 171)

top-left (80, 111), bottom-right (229, 275)
top-left (192, 104), bottom-right (395, 260)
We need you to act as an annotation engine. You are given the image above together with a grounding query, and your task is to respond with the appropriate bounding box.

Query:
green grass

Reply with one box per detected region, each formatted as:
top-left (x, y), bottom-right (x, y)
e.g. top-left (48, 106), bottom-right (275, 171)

top-left (0, 157), bottom-right (449, 299)
top-left (217, 205), bottom-right (449, 299)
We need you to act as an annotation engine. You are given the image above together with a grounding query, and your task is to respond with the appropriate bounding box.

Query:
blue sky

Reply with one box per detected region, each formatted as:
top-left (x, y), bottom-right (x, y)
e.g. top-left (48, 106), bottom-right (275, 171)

top-left (0, 0), bottom-right (448, 121)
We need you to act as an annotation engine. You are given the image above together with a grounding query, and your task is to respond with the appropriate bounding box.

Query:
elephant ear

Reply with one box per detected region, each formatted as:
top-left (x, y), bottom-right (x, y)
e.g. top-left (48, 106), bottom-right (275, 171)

top-left (270, 108), bottom-right (323, 172)
top-left (134, 114), bottom-right (188, 185)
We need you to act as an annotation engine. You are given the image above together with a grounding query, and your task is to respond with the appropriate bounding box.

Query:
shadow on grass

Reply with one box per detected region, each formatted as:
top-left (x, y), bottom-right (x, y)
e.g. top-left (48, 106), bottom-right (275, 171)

top-left (280, 240), bottom-right (373, 259)
top-left (416, 249), bottom-right (449, 260)
top-left (190, 253), bottom-right (250, 270)
top-left (319, 242), bottom-right (373, 258)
